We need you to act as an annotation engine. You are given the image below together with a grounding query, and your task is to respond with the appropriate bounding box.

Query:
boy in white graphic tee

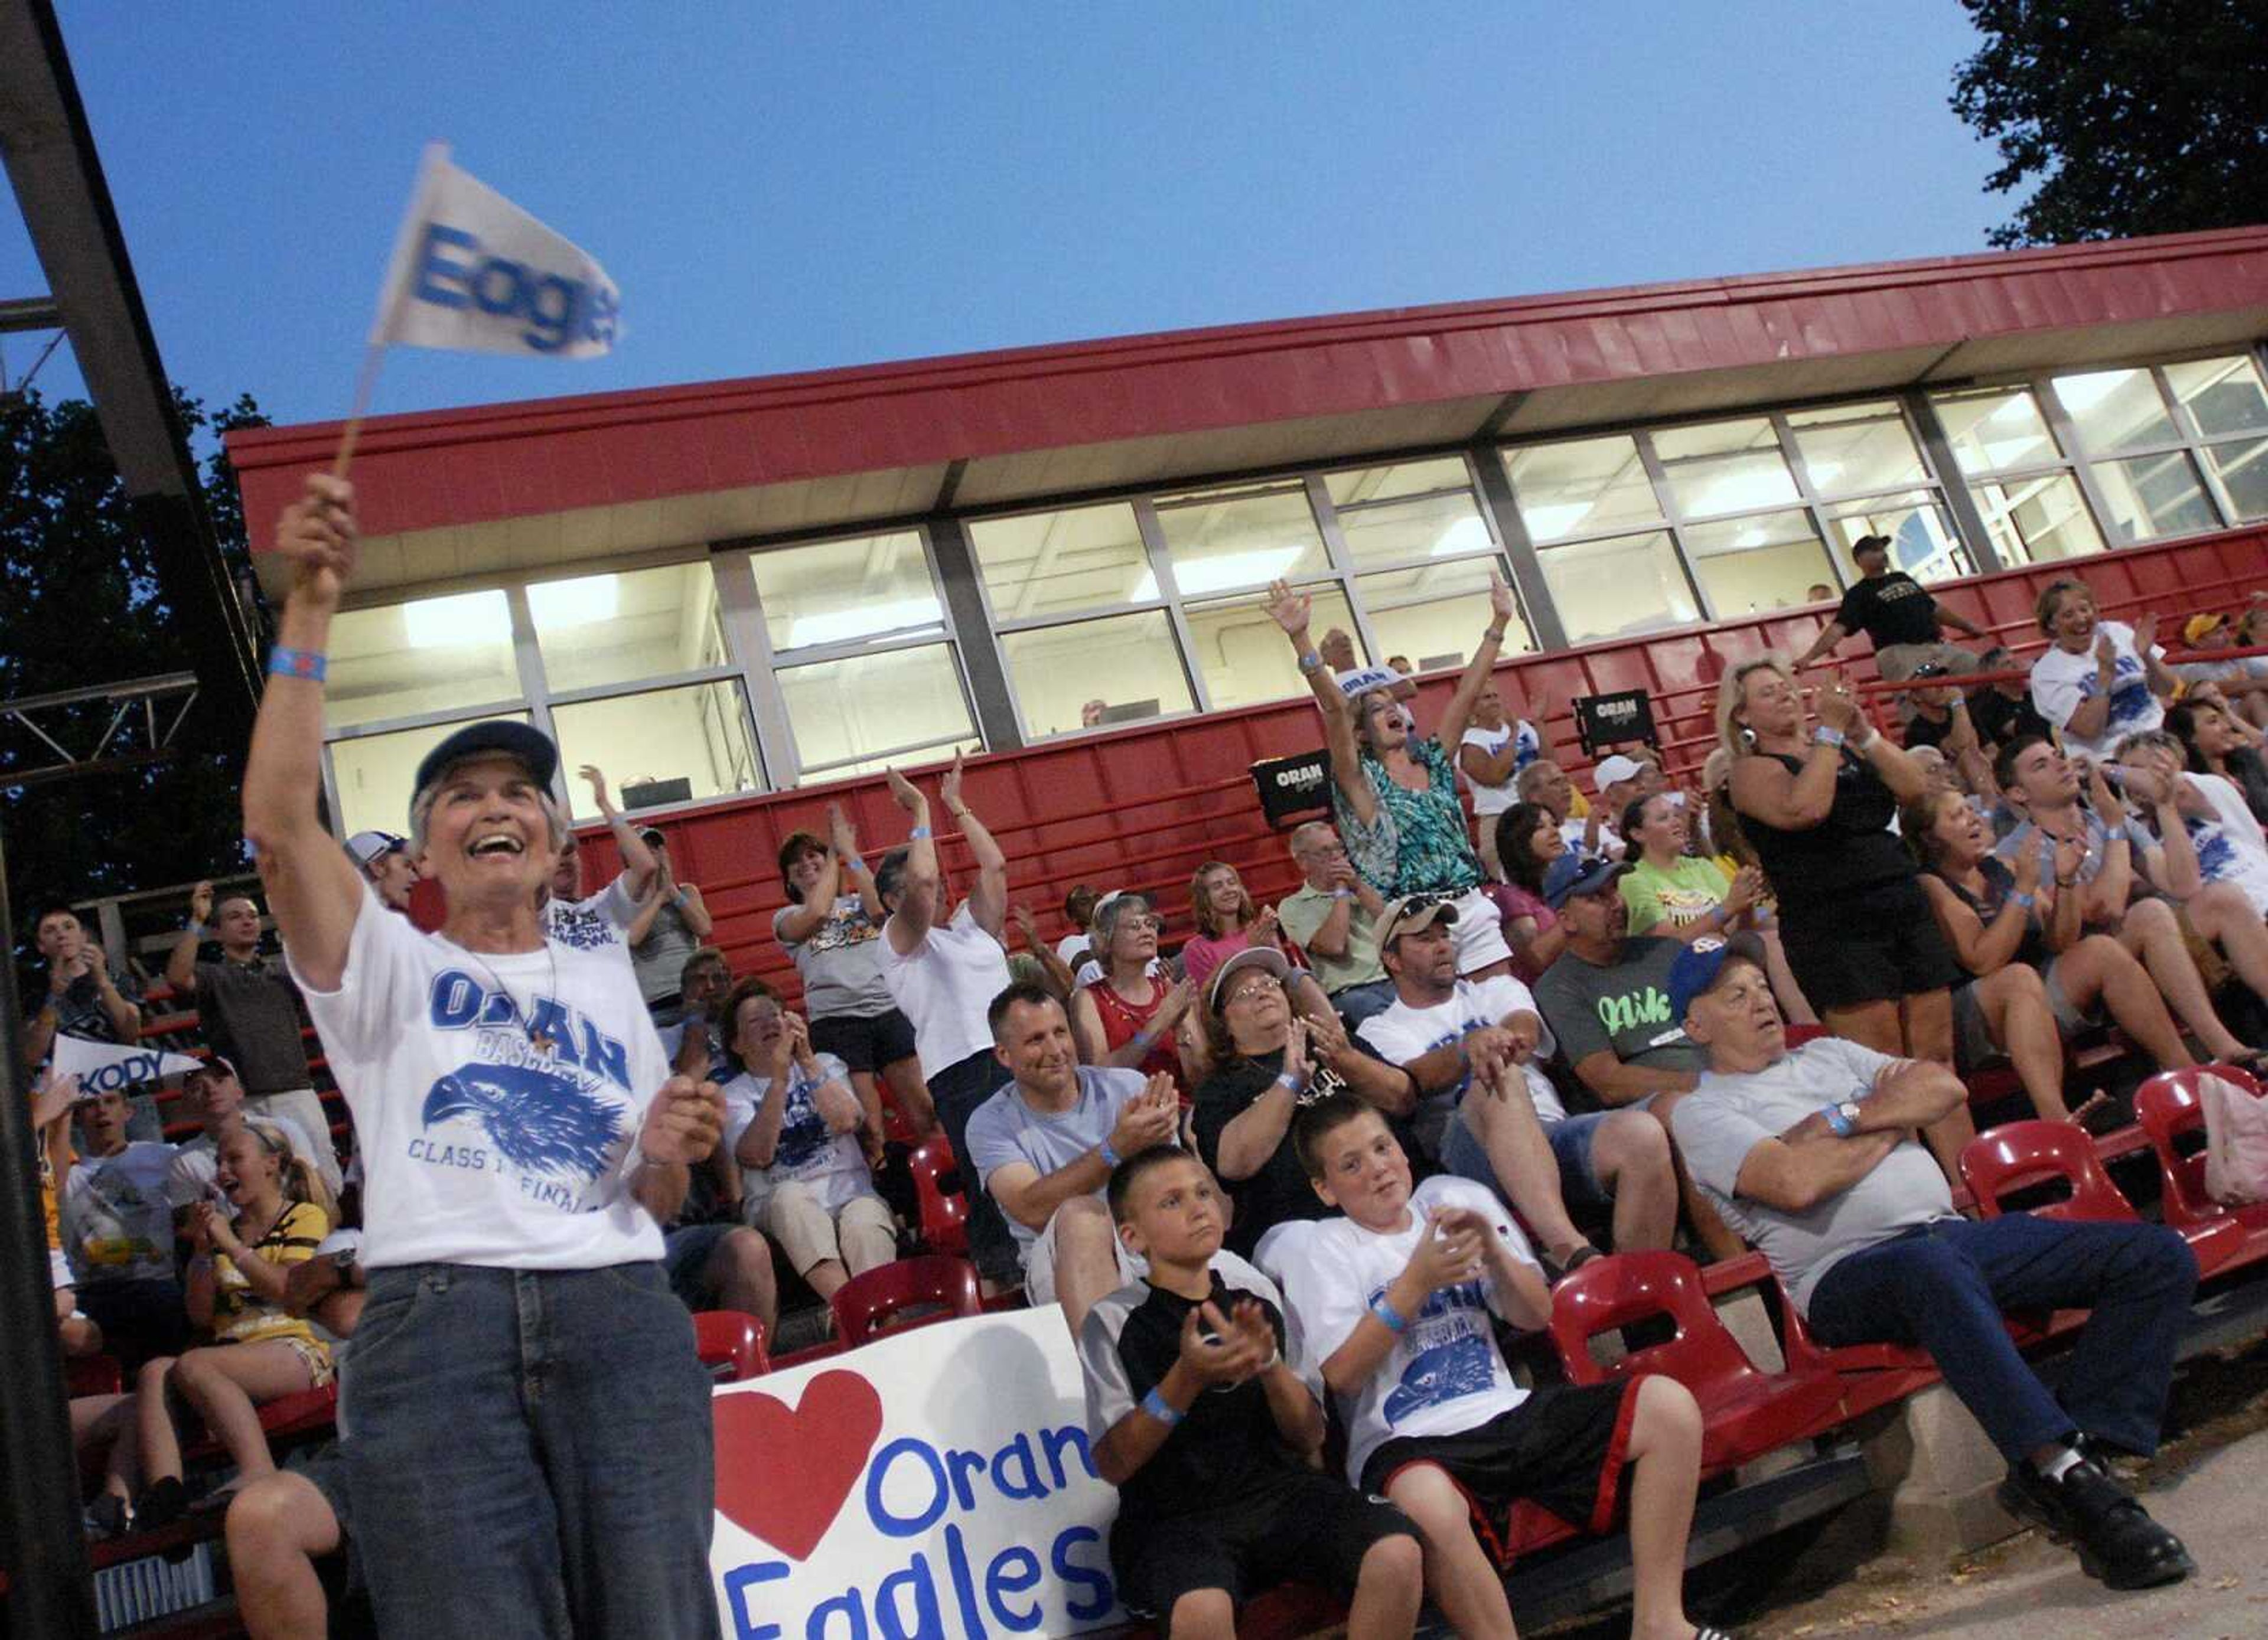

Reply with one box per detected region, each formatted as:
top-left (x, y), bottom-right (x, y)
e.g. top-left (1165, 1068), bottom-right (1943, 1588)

top-left (1267, 1094), bottom-right (1722, 1640)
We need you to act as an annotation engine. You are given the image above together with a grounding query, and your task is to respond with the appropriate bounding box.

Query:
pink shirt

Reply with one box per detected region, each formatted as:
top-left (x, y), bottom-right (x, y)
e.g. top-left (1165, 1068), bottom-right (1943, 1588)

top-left (1177, 930), bottom-right (1252, 998)
top-left (1483, 882), bottom-right (1557, 986)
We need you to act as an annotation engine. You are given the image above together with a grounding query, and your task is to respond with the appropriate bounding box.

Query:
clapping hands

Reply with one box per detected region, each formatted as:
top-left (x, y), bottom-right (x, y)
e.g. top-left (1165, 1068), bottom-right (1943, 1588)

top-left (1176, 1297), bottom-right (1279, 1388)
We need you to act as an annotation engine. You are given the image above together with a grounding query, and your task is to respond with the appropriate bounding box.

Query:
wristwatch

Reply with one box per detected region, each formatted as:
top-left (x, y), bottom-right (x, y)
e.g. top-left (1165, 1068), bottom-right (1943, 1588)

top-left (1823, 1100), bottom-right (1862, 1138)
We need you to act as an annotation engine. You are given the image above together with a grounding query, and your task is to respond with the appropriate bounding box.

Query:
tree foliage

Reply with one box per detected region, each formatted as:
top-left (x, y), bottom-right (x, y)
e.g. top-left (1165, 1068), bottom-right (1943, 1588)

top-left (1952, 0), bottom-right (2268, 248)
top-left (1, 387), bottom-right (268, 979)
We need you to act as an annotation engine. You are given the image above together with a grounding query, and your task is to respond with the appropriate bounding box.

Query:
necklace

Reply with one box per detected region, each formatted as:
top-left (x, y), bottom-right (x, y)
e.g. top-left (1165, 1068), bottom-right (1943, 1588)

top-left (452, 938), bottom-right (563, 1054)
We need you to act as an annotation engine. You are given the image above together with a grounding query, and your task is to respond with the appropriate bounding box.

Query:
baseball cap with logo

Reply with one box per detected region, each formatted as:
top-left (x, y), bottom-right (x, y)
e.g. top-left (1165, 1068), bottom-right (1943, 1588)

top-left (1543, 851), bottom-right (1625, 909)
top-left (1665, 932), bottom-right (1770, 1022)
top-left (1207, 944), bottom-right (1292, 1012)
top-left (346, 831), bottom-right (408, 868)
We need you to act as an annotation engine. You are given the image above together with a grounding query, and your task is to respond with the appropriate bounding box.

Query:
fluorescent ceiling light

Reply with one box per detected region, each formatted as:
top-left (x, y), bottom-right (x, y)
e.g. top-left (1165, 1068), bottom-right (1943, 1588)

top-left (1132, 546), bottom-right (1305, 602)
top-left (788, 597), bottom-right (941, 648)
top-left (403, 590), bottom-right (509, 650)
top-left (2053, 371), bottom-right (2130, 415)
top-left (1521, 503), bottom-right (1594, 540)
top-left (527, 573), bottom-right (620, 629)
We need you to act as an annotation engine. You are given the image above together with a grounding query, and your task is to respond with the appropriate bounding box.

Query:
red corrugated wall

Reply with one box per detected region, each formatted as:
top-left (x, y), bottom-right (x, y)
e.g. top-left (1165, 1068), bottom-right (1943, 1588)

top-left (570, 527), bottom-right (2268, 1011)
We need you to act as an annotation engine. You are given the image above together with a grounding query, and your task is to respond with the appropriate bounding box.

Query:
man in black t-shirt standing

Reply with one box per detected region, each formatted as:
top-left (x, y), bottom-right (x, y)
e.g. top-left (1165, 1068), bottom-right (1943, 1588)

top-left (1794, 534), bottom-right (1987, 682)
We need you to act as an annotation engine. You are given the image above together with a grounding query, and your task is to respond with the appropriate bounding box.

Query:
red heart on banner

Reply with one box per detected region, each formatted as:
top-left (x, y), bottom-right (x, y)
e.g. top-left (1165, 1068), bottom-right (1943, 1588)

top-left (712, 1371), bottom-right (885, 1562)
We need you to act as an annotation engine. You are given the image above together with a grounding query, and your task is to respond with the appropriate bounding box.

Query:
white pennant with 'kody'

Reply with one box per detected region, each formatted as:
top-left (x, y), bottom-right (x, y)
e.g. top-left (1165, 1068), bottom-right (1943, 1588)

top-left (51, 1034), bottom-right (206, 1096)
top-left (368, 142), bottom-right (620, 358)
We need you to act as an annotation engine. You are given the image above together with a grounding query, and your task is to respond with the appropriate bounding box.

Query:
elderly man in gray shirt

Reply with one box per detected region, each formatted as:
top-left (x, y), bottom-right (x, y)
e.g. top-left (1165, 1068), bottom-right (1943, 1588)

top-left (1667, 933), bottom-right (2198, 1595)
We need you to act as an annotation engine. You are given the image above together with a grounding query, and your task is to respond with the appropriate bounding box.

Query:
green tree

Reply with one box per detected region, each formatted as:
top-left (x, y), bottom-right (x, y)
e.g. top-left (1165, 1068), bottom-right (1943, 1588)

top-left (1952, 0), bottom-right (2268, 248)
top-left (2, 387), bottom-right (268, 983)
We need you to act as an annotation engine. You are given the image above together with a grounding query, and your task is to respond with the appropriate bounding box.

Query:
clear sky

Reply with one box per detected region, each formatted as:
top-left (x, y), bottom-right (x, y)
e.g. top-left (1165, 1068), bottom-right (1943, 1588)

top-left (2, 2), bottom-right (2012, 432)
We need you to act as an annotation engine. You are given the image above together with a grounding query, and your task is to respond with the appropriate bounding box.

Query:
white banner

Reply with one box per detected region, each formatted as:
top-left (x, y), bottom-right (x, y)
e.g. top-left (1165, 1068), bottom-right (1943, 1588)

top-left (369, 142), bottom-right (620, 358)
top-left (50, 1034), bottom-right (205, 1095)
top-left (710, 1308), bottom-right (1124, 1640)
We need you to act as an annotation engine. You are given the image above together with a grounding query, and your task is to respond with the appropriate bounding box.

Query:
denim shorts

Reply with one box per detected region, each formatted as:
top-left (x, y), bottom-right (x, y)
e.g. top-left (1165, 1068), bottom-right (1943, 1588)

top-left (1440, 1105), bottom-right (1617, 1217)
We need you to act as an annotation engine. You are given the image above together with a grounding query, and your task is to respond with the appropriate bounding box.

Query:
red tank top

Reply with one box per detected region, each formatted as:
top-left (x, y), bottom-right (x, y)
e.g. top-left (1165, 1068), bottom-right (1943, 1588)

top-left (1083, 977), bottom-right (1184, 1097)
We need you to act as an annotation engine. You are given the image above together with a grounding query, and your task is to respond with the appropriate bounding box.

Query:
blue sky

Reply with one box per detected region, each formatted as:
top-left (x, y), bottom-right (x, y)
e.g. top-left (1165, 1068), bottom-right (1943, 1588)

top-left (2, 2), bottom-right (2009, 432)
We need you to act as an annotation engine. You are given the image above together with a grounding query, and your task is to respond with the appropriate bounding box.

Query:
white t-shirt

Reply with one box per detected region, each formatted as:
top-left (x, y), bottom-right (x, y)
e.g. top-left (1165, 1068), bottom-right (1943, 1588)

top-left (1459, 721), bottom-right (1542, 816)
top-left (719, 1052), bottom-right (877, 1216)
top-left (542, 874), bottom-right (639, 963)
top-left (1559, 816), bottom-right (1625, 861)
top-left (62, 1142), bottom-right (178, 1286)
top-left (291, 882), bottom-right (672, 1270)
top-left (878, 901), bottom-right (1014, 1074)
top-left (1358, 975), bottom-right (1565, 1131)
top-left (2176, 771), bottom-right (2268, 917)
top-left (1267, 1175), bottom-right (1537, 1485)
top-left (2028, 621), bottom-right (2165, 760)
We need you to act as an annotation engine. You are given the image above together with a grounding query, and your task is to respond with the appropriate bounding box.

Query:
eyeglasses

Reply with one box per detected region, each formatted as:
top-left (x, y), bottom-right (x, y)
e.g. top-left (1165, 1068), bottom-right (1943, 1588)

top-left (1223, 977), bottom-right (1285, 1006)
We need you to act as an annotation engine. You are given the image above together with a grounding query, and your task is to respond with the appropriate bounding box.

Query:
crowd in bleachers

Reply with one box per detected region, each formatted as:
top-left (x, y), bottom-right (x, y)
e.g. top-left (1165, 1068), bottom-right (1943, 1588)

top-left (22, 493), bottom-right (2268, 1639)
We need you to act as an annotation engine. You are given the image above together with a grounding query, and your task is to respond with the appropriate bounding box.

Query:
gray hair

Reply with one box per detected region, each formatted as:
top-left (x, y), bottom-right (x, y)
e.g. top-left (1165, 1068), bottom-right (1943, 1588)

top-left (407, 764), bottom-right (569, 859)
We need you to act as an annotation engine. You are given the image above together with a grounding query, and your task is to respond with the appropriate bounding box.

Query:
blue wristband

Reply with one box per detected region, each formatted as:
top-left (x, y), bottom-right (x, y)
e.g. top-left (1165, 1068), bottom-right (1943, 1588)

top-left (2010, 891), bottom-right (2036, 911)
top-left (1369, 1295), bottom-right (1408, 1333)
top-left (910, 826), bottom-right (933, 841)
top-left (1812, 725), bottom-right (1845, 748)
top-left (1140, 1386), bottom-right (1184, 1426)
top-left (1098, 1140), bottom-right (1122, 1169)
top-left (1273, 1071), bottom-right (1301, 1094)
top-left (268, 645), bottom-right (327, 682)
top-left (2102, 826), bottom-right (2128, 843)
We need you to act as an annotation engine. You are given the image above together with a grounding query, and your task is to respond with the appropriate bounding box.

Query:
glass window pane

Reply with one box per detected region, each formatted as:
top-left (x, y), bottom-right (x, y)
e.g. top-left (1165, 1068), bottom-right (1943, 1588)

top-left (1536, 532), bottom-right (1699, 644)
top-left (328, 713), bottom-right (532, 839)
top-left (1324, 457), bottom-right (1473, 506)
top-left (2166, 356), bottom-right (2268, 439)
top-left (777, 644), bottom-right (973, 774)
top-left (2054, 369), bottom-right (2178, 453)
top-left (1787, 401), bottom-right (1929, 494)
top-left (2088, 451), bottom-right (2220, 543)
top-left (1001, 611), bottom-right (1195, 737)
top-left (1151, 484), bottom-right (1328, 598)
top-left (1652, 419), bottom-right (1799, 517)
top-left (754, 532), bottom-right (942, 653)
top-left (1681, 510), bottom-right (1837, 616)
top-left (1970, 474), bottom-right (2104, 565)
top-left (1335, 487), bottom-right (1495, 568)
top-left (527, 563), bottom-right (726, 694)
top-left (551, 682), bottom-right (760, 817)
top-left (1822, 491), bottom-right (1973, 583)
top-left (1933, 388), bottom-right (2061, 475)
top-left (1355, 558), bottom-right (1531, 672)
top-left (2203, 436), bottom-right (2268, 521)
top-left (967, 503), bottom-right (1152, 622)
top-left (1503, 436), bottom-right (1662, 542)
top-left (1182, 584), bottom-right (1355, 710)
top-left (327, 591), bottom-right (520, 731)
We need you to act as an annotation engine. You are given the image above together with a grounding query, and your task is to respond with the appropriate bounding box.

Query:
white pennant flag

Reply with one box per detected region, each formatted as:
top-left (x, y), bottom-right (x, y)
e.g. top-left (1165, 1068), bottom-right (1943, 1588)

top-left (367, 142), bottom-right (620, 359)
top-left (50, 1033), bottom-right (207, 1096)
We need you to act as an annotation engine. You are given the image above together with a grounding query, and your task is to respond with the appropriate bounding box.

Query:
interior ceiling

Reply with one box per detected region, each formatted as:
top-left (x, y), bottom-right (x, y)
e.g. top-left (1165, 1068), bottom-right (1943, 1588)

top-left (293, 306), bottom-right (2268, 607)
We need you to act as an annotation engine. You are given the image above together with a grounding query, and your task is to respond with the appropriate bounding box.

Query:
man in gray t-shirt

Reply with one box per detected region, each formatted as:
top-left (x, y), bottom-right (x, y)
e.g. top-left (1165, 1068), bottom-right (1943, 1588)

top-left (1667, 935), bottom-right (2199, 1592)
top-left (964, 985), bottom-right (1182, 1335)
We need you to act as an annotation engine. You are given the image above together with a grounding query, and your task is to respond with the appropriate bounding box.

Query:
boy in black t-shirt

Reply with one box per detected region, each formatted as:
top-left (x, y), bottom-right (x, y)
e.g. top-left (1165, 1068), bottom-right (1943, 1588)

top-left (1078, 1147), bottom-right (1422, 1639)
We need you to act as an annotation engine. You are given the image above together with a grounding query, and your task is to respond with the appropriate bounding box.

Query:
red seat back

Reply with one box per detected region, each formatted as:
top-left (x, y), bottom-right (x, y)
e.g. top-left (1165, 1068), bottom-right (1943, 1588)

top-left (1959, 1120), bottom-right (2137, 1224)
top-left (2135, 1065), bottom-right (2263, 1226)
top-left (909, 1134), bottom-right (969, 1257)
top-left (1547, 1250), bottom-right (1759, 1393)
top-left (831, 1254), bottom-right (983, 1346)
top-left (693, 1309), bottom-right (773, 1382)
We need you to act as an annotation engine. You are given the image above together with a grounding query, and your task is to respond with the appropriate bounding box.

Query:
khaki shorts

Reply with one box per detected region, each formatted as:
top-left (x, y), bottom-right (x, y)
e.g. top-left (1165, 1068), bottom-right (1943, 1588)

top-left (755, 1181), bottom-right (899, 1279)
top-left (1024, 1201), bottom-right (1146, 1307)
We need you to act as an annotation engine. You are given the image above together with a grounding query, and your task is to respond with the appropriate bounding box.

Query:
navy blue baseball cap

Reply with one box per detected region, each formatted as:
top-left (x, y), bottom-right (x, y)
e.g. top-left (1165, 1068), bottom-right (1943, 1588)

top-left (1665, 933), bottom-right (1770, 1022)
top-left (410, 720), bottom-right (560, 811)
top-left (1543, 850), bottom-right (1625, 909)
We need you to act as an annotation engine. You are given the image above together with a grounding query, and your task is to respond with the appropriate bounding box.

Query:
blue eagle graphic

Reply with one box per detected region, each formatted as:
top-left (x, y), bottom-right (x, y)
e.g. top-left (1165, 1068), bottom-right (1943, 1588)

top-left (1383, 1335), bottom-right (1495, 1424)
top-left (421, 1064), bottom-right (625, 1181)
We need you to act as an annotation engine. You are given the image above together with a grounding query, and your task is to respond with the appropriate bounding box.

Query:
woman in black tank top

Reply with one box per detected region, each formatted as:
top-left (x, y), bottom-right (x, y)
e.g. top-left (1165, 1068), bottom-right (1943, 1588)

top-left (1720, 655), bottom-right (1972, 1173)
top-left (1906, 789), bottom-right (2215, 1123)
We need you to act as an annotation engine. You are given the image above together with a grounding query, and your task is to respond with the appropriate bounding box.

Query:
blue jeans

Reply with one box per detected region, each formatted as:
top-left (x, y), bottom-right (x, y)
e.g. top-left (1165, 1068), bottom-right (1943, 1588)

top-left (928, 1048), bottom-right (1019, 1286)
top-left (1439, 1106), bottom-right (1617, 1216)
top-left (1331, 979), bottom-right (1397, 1032)
top-left (1807, 1215), bottom-right (2197, 1462)
top-left (342, 1263), bottom-right (721, 1639)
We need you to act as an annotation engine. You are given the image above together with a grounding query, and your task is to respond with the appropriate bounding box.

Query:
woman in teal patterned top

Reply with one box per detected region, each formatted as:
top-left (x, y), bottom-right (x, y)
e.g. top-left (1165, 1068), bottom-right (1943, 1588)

top-left (1267, 575), bottom-right (1517, 982)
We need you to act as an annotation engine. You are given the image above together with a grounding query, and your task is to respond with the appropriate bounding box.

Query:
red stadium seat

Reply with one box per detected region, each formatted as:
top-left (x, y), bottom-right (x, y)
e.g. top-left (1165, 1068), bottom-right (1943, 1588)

top-left (1959, 1120), bottom-right (2137, 1224)
top-left (1549, 1251), bottom-right (1845, 1473)
top-left (693, 1309), bottom-right (773, 1382)
top-left (908, 1134), bottom-right (969, 1257)
top-left (2134, 1067), bottom-right (2268, 1274)
top-left (830, 1254), bottom-right (983, 1346)
top-left (66, 1355), bottom-right (123, 1398)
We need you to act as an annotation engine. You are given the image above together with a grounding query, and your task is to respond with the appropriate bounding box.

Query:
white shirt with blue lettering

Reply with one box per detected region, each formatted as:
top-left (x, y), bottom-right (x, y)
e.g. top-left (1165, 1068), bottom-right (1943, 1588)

top-left (2028, 621), bottom-right (2165, 761)
top-left (2176, 772), bottom-right (2268, 917)
top-left (1267, 1175), bottom-right (1536, 1485)
top-left (541, 873), bottom-right (638, 963)
top-left (1358, 975), bottom-right (1566, 1143)
top-left (291, 882), bottom-right (670, 1270)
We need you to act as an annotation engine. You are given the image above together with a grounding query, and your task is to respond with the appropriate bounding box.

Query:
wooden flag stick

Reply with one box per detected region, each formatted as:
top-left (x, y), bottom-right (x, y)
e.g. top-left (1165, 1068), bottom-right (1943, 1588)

top-left (331, 341), bottom-right (387, 480)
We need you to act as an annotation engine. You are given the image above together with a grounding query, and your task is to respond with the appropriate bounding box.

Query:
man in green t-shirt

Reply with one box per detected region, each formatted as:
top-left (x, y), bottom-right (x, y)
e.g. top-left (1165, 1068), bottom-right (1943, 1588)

top-left (1275, 821), bottom-right (1395, 1028)
top-left (1532, 855), bottom-right (1743, 1260)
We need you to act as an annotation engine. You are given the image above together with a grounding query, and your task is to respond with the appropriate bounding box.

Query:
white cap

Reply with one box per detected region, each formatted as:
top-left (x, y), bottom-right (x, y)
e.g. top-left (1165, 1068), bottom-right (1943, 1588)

top-left (1594, 754), bottom-right (1645, 793)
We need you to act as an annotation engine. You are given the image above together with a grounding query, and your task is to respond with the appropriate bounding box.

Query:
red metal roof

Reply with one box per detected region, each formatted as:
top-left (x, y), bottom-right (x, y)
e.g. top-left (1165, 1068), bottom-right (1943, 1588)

top-left (229, 227), bottom-right (2268, 553)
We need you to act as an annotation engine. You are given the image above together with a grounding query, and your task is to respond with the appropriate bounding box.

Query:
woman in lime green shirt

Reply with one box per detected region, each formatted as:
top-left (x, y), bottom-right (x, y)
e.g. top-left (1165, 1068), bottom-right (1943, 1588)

top-left (1617, 794), bottom-right (1762, 941)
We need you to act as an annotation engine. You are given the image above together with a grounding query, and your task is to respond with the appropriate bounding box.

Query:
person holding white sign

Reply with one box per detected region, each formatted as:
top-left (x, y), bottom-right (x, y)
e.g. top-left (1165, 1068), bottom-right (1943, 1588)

top-left (1081, 1146), bottom-right (1423, 1639)
top-left (243, 473), bottom-right (725, 1640)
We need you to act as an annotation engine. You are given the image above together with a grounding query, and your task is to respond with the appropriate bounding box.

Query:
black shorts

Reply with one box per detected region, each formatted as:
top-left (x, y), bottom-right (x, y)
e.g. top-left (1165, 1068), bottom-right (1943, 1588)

top-left (1778, 876), bottom-right (1963, 1015)
top-left (1360, 1378), bottom-right (1642, 1565)
top-left (809, 1008), bottom-right (918, 1074)
top-left (1112, 1465), bottom-right (1414, 1620)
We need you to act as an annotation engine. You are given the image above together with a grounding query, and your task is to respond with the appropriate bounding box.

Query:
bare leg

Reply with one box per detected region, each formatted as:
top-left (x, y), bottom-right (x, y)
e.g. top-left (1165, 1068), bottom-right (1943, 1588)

top-left (2119, 899), bottom-right (2251, 1057)
top-left (801, 1257), bottom-right (850, 1301)
top-left (1974, 964), bottom-right (2070, 1120)
top-left (1590, 1110), bottom-right (1677, 1253)
top-left (2183, 882), bottom-right (2268, 1010)
top-left (168, 1343), bottom-right (314, 1485)
top-left (1649, 1091), bottom-right (1746, 1263)
top-left (227, 1471), bottom-right (340, 1640)
top-left (703, 1228), bottom-right (778, 1335)
top-left (1758, 925), bottom-right (1817, 1025)
top-left (1386, 1463), bottom-right (1516, 1640)
top-left (1903, 989), bottom-right (1974, 1178)
top-left (1625, 1376), bottom-right (1705, 1640)
top-left (1465, 1079), bottom-right (1589, 1261)
top-left (71, 1393), bottom-right (136, 1504)
top-left (880, 1054), bottom-right (937, 1135)
top-left (1046, 1196), bottom-right (1127, 1339)
top-left (1164, 1589), bottom-right (1237, 1640)
top-left (1344, 1531), bottom-right (1425, 1640)
top-left (847, 1069), bottom-right (887, 1147)
top-left (2053, 935), bottom-right (2194, 1070)
top-left (136, 1357), bottom-right (184, 1487)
